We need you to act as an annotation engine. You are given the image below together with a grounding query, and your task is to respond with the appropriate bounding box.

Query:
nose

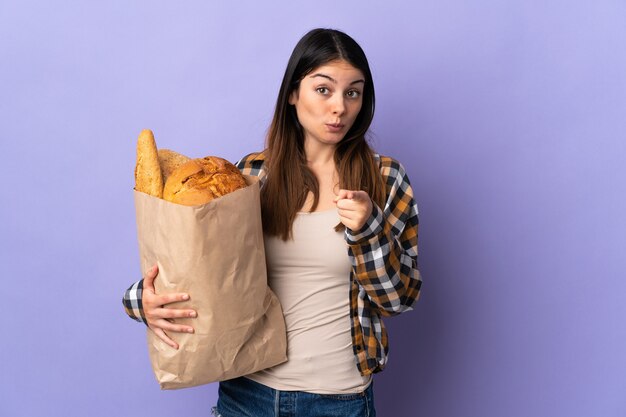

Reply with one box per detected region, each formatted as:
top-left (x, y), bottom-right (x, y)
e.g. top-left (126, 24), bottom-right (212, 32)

top-left (330, 94), bottom-right (346, 116)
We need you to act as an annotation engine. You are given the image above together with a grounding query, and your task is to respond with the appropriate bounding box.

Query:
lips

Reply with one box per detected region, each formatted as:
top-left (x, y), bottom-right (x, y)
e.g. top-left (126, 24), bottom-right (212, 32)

top-left (326, 123), bottom-right (345, 132)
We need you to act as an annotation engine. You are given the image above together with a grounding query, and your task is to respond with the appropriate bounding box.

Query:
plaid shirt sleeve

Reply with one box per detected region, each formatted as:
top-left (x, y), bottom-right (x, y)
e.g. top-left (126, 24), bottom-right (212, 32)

top-left (122, 280), bottom-right (147, 324)
top-left (345, 155), bottom-right (422, 317)
top-left (235, 152), bottom-right (267, 180)
top-left (121, 152), bottom-right (266, 323)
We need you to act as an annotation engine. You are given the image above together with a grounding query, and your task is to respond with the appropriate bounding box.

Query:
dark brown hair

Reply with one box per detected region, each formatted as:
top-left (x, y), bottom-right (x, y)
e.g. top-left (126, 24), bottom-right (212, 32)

top-left (262, 28), bottom-right (385, 240)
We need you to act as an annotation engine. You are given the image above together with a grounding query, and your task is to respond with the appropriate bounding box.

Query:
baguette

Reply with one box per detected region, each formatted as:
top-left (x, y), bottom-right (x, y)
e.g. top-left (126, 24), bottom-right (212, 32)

top-left (134, 129), bottom-right (163, 198)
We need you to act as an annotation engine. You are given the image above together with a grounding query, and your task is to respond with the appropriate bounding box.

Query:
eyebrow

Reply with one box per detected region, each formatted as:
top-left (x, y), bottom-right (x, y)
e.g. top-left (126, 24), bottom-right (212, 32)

top-left (310, 73), bottom-right (365, 85)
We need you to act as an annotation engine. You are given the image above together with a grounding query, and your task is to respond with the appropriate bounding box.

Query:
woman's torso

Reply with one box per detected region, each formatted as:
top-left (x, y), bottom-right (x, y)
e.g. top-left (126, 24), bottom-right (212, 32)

top-left (246, 208), bottom-right (371, 394)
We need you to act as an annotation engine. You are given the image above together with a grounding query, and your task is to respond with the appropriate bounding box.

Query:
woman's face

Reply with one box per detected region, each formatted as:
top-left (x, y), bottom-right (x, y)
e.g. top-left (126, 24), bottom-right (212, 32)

top-left (289, 59), bottom-right (365, 149)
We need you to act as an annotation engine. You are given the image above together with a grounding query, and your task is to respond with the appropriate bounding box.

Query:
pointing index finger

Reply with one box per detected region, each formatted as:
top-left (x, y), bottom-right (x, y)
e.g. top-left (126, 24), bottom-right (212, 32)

top-left (334, 189), bottom-right (353, 202)
top-left (350, 190), bottom-right (369, 201)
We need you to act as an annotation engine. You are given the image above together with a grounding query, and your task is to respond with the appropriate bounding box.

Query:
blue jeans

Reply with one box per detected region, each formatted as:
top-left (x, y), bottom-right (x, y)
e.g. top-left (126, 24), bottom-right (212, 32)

top-left (213, 376), bottom-right (376, 417)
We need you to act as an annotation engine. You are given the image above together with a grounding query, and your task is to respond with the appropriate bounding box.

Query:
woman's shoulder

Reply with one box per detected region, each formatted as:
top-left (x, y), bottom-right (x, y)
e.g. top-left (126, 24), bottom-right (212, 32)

top-left (373, 153), bottom-right (409, 182)
top-left (235, 151), bottom-right (267, 177)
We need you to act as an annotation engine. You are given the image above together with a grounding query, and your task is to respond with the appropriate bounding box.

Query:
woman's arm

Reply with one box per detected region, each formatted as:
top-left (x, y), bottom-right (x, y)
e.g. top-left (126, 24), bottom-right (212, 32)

top-left (344, 157), bottom-right (422, 316)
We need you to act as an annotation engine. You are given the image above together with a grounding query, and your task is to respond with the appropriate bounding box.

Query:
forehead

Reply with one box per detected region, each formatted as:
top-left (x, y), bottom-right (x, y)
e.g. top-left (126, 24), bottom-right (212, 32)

top-left (306, 59), bottom-right (365, 82)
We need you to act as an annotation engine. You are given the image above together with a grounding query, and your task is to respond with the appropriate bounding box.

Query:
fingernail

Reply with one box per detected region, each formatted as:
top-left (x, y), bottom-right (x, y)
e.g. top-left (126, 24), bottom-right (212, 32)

top-left (189, 311), bottom-right (196, 318)
top-left (182, 294), bottom-right (190, 301)
top-left (187, 328), bottom-right (194, 333)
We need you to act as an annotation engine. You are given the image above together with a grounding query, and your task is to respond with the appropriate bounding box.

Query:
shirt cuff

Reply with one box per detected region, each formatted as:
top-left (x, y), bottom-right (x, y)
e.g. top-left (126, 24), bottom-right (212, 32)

top-left (344, 203), bottom-right (384, 245)
top-left (122, 280), bottom-right (148, 325)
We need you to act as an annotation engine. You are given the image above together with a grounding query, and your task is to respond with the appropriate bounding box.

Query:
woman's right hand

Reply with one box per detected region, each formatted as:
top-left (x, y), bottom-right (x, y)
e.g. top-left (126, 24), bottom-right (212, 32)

top-left (143, 264), bottom-right (196, 350)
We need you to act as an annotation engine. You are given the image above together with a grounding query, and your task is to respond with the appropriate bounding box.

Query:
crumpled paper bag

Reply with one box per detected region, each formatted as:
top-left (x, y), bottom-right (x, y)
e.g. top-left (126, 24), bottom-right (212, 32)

top-left (134, 175), bottom-right (287, 389)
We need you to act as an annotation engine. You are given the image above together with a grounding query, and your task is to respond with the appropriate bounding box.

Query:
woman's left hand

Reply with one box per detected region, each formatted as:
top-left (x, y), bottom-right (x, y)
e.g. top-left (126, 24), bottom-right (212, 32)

top-left (334, 189), bottom-right (373, 231)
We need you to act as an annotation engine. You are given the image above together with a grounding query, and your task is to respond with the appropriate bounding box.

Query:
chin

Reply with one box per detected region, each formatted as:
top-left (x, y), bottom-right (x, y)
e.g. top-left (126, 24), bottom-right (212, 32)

top-left (323, 138), bottom-right (344, 146)
top-left (323, 133), bottom-right (347, 144)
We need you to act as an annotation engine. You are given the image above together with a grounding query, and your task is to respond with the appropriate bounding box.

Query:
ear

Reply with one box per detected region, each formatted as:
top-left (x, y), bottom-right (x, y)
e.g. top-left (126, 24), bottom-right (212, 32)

top-left (288, 89), bottom-right (299, 105)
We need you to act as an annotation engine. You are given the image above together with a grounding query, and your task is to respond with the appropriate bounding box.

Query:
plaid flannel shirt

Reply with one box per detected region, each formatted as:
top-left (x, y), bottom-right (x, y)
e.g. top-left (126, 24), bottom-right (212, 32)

top-left (123, 151), bottom-right (422, 376)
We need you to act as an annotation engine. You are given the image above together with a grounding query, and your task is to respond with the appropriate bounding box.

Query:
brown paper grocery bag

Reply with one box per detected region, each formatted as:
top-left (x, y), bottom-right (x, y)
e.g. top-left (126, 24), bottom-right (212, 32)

top-left (134, 176), bottom-right (287, 390)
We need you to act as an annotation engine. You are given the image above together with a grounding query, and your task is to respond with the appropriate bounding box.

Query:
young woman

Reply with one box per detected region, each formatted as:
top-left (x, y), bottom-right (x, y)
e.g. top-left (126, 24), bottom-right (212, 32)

top-left (123, 28), bottom-right (422, 417)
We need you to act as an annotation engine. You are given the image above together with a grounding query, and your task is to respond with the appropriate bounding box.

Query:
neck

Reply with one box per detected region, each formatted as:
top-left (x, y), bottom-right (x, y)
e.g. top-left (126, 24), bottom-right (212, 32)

top-left (304, 139), bottom-right (336, 168)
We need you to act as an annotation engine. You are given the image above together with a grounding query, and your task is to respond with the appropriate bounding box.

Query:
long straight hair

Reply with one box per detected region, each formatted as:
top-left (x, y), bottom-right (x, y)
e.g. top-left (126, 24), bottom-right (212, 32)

top-left (261, 28), bottom-right (385, 240)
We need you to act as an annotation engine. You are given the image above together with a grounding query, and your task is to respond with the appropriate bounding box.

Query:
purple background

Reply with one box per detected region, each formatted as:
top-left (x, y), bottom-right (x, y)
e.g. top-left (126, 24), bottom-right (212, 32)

top-left (1, 1), bottom-right (625, 416)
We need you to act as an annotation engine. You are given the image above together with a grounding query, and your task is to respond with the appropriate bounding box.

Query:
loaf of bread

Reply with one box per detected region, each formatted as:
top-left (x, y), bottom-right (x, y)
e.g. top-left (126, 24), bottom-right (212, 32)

top-left (158, 149), bottom-right (191, 183)
top-left (135, 129), bottom-right (163, 198)
top-left (163, 156), bottom-right (247, 206)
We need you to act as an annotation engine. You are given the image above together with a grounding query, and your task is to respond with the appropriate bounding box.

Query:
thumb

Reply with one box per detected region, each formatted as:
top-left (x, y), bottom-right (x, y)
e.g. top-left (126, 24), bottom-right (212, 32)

top-left (143, 264), bottom-right (159, 291)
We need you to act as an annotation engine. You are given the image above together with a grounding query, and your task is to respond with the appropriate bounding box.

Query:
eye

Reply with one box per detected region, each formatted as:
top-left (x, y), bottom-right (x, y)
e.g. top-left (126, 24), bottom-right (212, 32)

top-left (316, 87), bottom-right (330, 95)
top-left (346, 89), bottom-right (361, 99)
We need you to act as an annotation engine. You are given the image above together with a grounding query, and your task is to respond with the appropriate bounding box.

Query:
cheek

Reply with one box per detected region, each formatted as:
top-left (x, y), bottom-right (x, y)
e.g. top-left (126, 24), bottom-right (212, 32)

top-left (348, 102), bottom-right (363, 122)
top-left (300, 95), bottom-right (325, 118)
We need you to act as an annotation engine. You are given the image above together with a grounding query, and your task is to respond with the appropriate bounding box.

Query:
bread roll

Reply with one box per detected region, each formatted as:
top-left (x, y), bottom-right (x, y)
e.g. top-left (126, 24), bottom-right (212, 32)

top-left (158, 149), bottom-right (191, 183)
top-left (163, 156), bottom-right (247, 206)
top-left (135, 129), bottom-right (163, 198)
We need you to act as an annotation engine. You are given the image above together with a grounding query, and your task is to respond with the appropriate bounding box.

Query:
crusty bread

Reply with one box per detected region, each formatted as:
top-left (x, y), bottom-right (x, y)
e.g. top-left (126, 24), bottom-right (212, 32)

top-left (135, 129), bottom-right (163, 198)
top-left (158, 149), bottom-right (191, 184)
top-left (163, 156), bottom-right (247, 206)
